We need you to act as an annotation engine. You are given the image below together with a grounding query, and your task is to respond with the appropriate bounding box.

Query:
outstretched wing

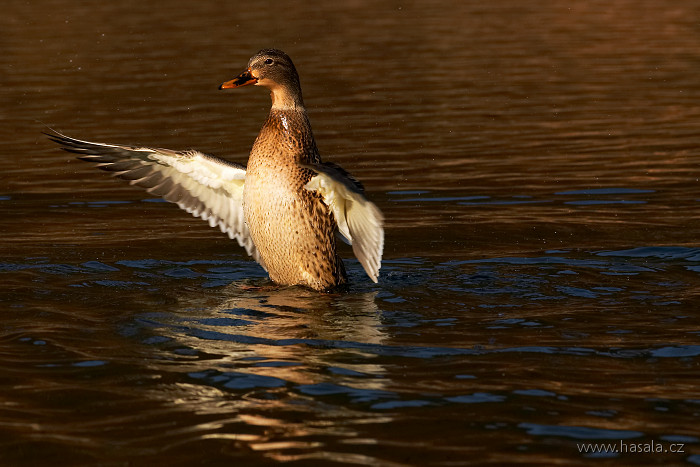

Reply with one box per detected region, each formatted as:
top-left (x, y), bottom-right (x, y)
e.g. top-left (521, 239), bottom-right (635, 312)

top-left (303, 162), bottom-right (384, 283)
top-left (47, 131), bottom-right (265, 270)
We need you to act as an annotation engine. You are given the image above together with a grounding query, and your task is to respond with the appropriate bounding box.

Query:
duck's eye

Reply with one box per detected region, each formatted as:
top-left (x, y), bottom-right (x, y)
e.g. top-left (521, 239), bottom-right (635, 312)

top-left (264, 58), bottom-right (274, 65)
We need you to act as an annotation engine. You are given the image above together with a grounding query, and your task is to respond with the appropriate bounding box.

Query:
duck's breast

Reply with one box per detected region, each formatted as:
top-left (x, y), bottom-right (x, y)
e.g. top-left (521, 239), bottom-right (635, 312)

top-left (243, 157), bottom-right (343, 288)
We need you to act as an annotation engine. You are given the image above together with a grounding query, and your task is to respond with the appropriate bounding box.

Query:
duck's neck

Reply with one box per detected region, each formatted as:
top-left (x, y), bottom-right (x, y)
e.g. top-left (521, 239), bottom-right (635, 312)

top-left (269, 83), bottom-right (304, 111)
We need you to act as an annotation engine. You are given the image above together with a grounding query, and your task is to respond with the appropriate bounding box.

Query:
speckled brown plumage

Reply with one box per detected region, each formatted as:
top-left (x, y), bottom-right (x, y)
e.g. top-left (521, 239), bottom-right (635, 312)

top-left (243, 108), bottom-right (347, 290)
top-left (222, 50), bottom-right (350, 290)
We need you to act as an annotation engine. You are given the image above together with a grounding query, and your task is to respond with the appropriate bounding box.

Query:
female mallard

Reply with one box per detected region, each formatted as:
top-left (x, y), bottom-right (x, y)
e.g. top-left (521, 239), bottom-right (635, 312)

top-left (48, 49), bottom-right (384, 291)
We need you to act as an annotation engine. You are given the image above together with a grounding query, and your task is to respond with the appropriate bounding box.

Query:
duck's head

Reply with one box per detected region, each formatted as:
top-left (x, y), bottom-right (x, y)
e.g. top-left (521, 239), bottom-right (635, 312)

top-left (220, 49), bottom-right (304, 109)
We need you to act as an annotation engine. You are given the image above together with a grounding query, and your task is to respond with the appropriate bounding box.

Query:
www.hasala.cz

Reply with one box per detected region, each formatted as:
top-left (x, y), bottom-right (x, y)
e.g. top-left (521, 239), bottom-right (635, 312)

top-left (577, 440), bottom-right (685, 454)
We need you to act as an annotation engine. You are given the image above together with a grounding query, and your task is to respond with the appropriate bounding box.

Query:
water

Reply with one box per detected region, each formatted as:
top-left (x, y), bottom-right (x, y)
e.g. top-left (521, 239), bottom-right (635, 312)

top-left (2, 0), bottom-right (700, 465)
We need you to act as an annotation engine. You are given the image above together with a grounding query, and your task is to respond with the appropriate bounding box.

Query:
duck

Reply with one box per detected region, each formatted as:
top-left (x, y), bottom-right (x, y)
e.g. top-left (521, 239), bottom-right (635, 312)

top-left (47, 49), bottom-right (384, 291)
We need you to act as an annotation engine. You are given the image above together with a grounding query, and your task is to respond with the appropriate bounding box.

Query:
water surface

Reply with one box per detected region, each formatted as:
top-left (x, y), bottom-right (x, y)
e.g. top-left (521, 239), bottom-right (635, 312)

top-left (2, 0), bottom-right (700, 465)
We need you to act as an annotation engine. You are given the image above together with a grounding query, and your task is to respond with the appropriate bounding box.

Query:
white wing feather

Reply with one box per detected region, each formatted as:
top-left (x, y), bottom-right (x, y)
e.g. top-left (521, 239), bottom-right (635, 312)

top-left (47, 131), bottom-right (265, 270)
top-left (304, 163), bottom-right (384, 283)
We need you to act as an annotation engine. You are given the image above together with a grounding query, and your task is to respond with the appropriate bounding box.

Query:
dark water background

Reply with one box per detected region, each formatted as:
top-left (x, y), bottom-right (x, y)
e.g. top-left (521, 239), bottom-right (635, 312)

top-left (2, 0), bottom-right (700, 465)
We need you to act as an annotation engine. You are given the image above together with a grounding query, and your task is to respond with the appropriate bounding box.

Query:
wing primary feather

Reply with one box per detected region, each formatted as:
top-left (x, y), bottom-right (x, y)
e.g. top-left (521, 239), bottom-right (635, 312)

top-left (46, 130), bottom-right (265, 269)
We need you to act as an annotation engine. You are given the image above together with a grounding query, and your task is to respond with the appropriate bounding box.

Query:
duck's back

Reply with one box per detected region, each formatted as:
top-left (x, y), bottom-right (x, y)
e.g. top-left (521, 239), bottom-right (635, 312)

top-left (243, 110), bottom-right (346, 290)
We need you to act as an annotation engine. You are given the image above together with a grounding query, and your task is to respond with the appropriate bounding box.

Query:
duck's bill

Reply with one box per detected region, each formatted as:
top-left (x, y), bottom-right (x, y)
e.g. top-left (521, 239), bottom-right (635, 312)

top-left (219, 69), bottom-right (258, 89)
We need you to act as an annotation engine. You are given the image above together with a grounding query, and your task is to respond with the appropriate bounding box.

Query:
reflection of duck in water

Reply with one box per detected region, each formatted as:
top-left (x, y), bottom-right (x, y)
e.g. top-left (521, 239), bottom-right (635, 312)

top-left (191, 285), bottom-right (385, 346)
top-left (48, 49), bottom-right (384, 291)
top-left (154, 285), bottom-right (386, 387)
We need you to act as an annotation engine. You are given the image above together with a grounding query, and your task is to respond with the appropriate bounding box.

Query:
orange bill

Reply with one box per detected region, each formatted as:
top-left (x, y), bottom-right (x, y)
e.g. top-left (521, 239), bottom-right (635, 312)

top-left (219, 68), bottom-right (257, 89)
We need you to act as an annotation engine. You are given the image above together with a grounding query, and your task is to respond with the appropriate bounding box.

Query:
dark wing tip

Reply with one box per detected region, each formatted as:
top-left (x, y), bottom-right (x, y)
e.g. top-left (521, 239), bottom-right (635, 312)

top-left (44, 131), bottom-right (135, 161)
top-left (44, 131), bottom-right (70, 146)
top-left (45, 131), bottom-right (91, 152)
